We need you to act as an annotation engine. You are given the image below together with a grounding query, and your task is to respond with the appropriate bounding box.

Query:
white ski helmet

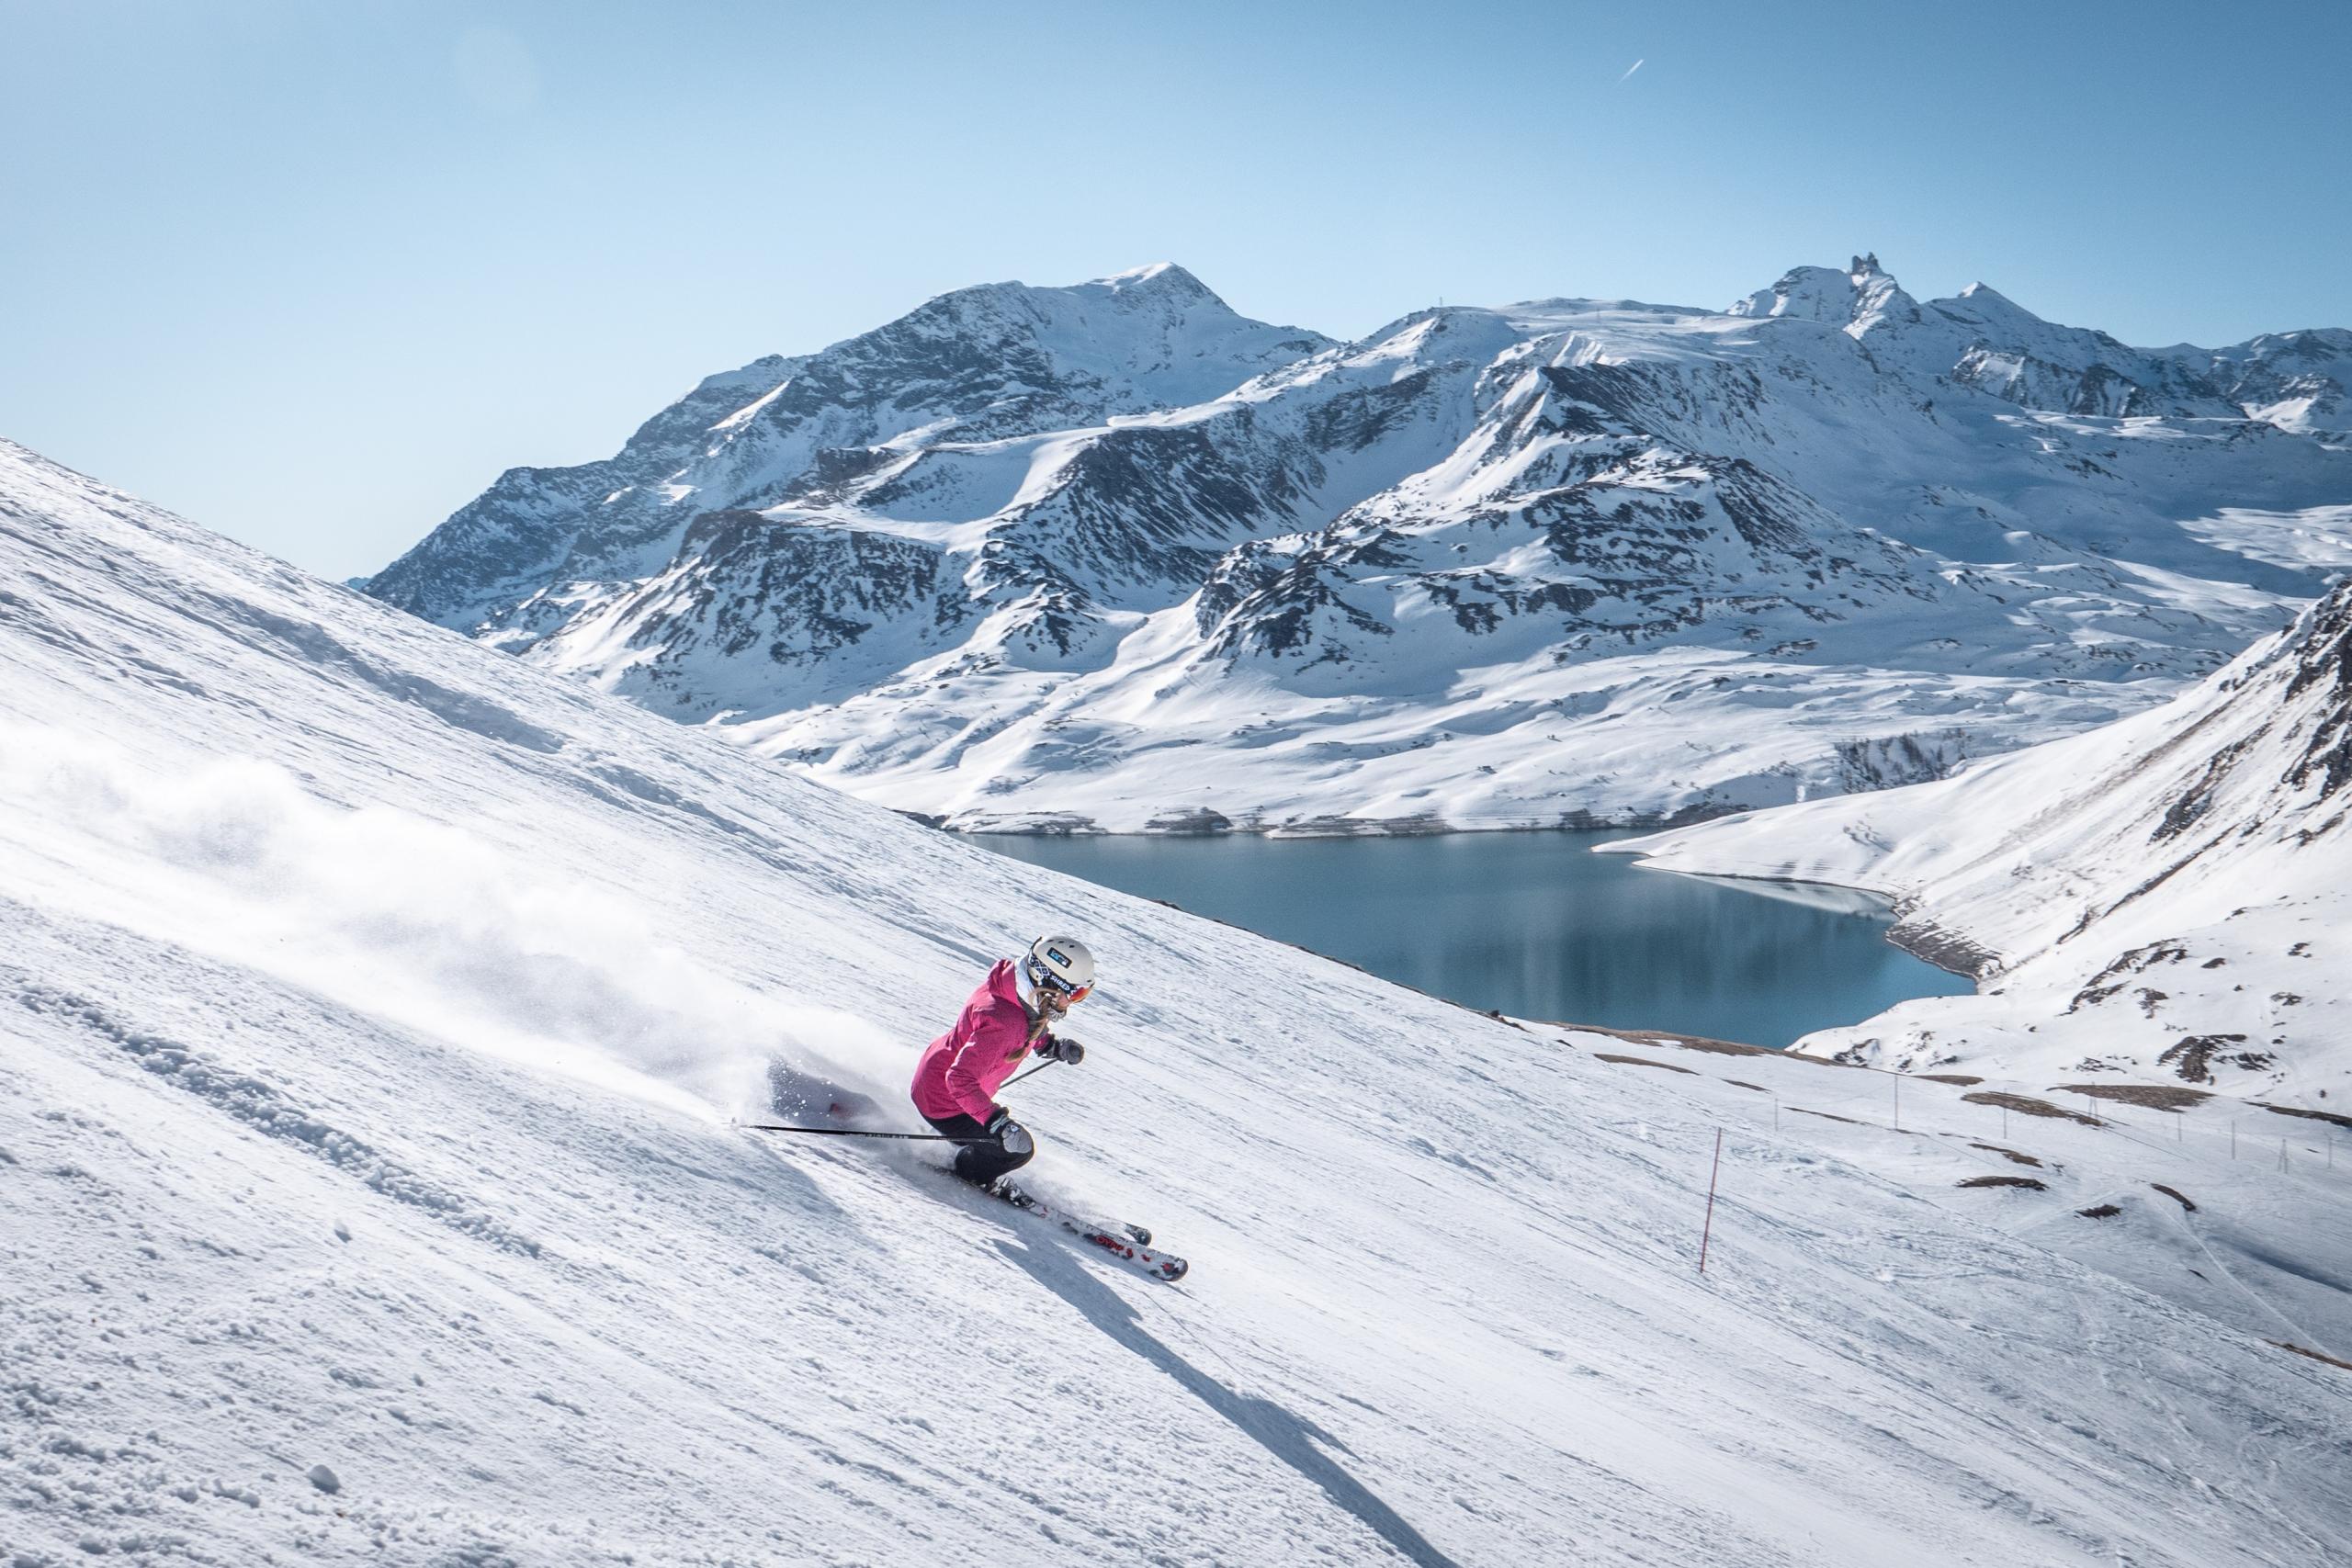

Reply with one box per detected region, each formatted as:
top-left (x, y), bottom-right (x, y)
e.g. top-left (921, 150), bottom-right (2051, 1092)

top-left (1024, 934), bottom-right (1096, 1002)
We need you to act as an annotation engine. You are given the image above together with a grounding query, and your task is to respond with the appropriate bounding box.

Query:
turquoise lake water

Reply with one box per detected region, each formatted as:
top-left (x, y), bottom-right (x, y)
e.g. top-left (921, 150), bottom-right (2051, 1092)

top-left (976, 829), bottom-right (1973, 1048)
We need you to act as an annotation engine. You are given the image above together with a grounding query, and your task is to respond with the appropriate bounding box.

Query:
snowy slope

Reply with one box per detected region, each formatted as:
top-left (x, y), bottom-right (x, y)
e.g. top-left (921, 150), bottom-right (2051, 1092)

top-left (1613, 578), bottom-right (2352, 1111)
top-left (7, 439), bottom-right (2351, 1566)
top-left (1537, 1021), bottom-right (2352, 1383)
top-left (367, 257), bottom-right (2352, 832)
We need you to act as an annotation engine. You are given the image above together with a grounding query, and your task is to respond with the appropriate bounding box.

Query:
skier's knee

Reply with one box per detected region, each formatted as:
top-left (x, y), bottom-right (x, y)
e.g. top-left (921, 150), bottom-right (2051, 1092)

top-left (1000, 1136), bottom-right (1036, 1172)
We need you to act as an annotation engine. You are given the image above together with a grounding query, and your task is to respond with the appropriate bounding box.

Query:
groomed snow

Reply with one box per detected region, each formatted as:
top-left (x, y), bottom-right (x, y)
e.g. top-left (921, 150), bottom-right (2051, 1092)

top-left (6, 439), bottom-right (2350, 1565)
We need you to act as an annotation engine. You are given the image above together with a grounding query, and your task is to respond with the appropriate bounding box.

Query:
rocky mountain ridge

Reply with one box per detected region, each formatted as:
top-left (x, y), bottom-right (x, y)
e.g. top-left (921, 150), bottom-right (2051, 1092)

top-left (368, 256), bottom-right (2352, 831)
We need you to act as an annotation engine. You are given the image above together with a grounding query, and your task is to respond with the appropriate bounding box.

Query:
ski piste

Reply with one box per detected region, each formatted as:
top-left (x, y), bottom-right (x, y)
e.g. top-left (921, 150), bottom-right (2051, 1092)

top-left (979, 1178), bottom-right (1189, 1283)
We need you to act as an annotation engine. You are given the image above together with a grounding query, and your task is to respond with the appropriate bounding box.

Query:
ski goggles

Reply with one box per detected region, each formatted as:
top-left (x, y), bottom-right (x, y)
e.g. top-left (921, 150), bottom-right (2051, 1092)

top-left (1041, 974), bottom-right (1092, 1004)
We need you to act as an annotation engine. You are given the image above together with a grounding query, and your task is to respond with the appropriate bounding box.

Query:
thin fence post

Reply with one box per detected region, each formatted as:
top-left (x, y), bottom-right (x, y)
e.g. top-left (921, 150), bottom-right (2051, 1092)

top-left (1894, 1072), bottom-right (1900, 1132)
top-left (1772, 1096), bottom-right (1780, 1134)
top-left (2279, 1139), bottom-right (2288, 1174)
top-left (2231, 1121), bottom-right (2237, 1159)
top-left (1699, 1129), bottom-right (1724, 1276)
top-left (2175, 1111), bottom-right (2182, 1143)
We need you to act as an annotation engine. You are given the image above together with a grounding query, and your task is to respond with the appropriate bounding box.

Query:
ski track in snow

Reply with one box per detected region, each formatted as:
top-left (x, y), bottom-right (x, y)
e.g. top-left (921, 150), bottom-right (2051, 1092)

top-left (3, 439), bottom-right (2350, 1564)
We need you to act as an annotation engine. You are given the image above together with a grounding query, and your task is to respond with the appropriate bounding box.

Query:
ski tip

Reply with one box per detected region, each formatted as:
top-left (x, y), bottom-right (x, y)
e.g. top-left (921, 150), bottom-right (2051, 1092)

top-left (1159, 1258), bottom-right (1189, 1282)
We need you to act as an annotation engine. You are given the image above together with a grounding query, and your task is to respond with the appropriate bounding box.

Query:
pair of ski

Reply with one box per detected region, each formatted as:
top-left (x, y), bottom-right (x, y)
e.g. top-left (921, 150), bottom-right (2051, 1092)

top-left (970, 1174), bottom-right (1189, 1283)
top-left (738, 1086), bottom-right (1188, 1281)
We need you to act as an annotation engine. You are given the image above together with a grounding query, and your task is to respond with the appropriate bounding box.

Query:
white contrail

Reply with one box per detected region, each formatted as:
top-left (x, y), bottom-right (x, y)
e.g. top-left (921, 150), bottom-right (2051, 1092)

top-left (1620, 58), bottom-right (1644, 82)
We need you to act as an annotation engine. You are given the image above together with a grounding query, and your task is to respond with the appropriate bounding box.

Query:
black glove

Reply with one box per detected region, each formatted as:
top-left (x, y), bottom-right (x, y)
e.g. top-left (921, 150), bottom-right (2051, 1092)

top-left (984, 1108), bottom-right (1033, 1156)
top-left (1042, 1034), bottom-right (1085, 1066)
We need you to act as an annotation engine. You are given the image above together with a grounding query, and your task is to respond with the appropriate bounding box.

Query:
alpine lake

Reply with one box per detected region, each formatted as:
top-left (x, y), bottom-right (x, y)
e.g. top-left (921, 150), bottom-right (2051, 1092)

top-left (975, 829), bottom-right (1973, 1049)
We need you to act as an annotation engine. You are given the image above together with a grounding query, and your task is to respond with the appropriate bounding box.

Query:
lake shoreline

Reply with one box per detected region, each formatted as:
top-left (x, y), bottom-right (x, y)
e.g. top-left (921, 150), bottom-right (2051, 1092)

top-left (908, 807), bottom-right (1748, 838)
top-left (959, 815), bottom-right (1991, 986)
top-left (976, 829), bottom-right (1974, 1048)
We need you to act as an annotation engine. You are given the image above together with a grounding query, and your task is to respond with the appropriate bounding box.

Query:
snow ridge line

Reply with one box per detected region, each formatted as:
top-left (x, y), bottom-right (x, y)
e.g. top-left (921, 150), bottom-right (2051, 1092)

top-left (7, 978), bottom-right (544, 1258)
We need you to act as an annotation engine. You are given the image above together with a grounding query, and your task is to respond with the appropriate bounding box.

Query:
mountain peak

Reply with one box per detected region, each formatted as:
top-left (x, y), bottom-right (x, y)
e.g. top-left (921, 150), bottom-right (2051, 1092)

top-left (1727, 254), bottom-right (1914, 336)
top-left (1084, 261), bottom-right (1216, 303)
top-left (1935, 280), bottom-right (2047, 329)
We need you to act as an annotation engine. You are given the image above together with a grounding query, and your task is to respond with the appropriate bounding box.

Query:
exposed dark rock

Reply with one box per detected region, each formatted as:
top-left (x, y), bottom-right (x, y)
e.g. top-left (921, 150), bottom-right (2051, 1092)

top-left (2151, 739), bottom-right (2252, 841)
top-left (1888, 920), bottom-right (2001, 981)
top-left (2283, 582), bottom-right (2352, 804)
top-left (1143, 808), bottom-right (1235, 835)
top-left (2156, 1034), bottom-right (2267, 1084)
top-left (2069, 941), bottom-right (2188, 1013)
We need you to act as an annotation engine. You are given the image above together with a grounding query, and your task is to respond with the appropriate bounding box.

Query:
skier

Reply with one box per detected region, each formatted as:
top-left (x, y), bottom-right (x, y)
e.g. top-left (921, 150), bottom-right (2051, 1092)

top-left (910, 935), bottom-right (1093, 1192)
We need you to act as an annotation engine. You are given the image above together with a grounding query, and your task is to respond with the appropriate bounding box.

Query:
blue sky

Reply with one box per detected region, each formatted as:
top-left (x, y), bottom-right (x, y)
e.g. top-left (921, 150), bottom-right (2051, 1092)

top-left (5, 0), bottom-right (2348, 578)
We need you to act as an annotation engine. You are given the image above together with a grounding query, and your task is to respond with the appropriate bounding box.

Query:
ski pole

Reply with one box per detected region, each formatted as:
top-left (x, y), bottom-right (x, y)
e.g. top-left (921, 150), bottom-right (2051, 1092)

top-left (740, 1122), bottom-right (989, 1145)
top-left (1002, 1056), bottom-right (1061, 1091)
top-left (742, 1057), bottom-right (1060, 1142)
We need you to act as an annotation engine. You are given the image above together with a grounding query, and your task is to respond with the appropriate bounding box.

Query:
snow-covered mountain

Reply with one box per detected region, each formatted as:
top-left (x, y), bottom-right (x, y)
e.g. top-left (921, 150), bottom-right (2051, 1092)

top-left (367, 264), bottom-right (1332, 638)
top-left (10, 439), bottom-right (2352, 1562)
top-left (367, 257), bottom-right (2352, 832)
top-left (1616, 574), bottom-right (2352, 1108)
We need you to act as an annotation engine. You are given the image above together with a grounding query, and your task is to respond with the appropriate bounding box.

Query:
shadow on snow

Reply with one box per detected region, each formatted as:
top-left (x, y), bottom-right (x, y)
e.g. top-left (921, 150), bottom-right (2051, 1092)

top-left (997, 1235), bottom-right (1468, 1568)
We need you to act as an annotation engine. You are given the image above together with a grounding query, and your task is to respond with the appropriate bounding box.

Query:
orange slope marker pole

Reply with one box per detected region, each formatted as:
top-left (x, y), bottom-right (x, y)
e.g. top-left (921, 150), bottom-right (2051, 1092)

top-left (1699, 1128), bottom-right (1724, 1275)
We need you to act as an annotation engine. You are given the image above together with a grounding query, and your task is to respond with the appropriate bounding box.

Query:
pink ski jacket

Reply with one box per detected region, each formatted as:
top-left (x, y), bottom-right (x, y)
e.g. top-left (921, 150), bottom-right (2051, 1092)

top-left (910, 960), bottom-right (1045, 1123)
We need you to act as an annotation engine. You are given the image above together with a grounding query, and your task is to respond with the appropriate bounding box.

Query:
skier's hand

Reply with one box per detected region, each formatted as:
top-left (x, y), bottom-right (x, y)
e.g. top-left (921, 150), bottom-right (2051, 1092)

top-left (985, 1108), bottom-right (1033, 1157)
top-left (1043, 1035), bottom-right (1085, 1066)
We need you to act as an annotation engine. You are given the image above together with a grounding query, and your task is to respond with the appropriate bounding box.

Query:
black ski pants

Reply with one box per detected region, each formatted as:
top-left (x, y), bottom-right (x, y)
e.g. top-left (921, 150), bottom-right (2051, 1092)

top-left (922, 1111), bottom-right (1035, 1187)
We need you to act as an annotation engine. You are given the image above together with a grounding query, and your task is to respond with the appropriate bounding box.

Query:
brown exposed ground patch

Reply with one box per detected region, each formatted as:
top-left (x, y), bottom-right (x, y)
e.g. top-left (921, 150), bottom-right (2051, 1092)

top-left (1916, 1074), bottom-right (1984, 1085)
top-left (2152, 1184), bottom-right (2197, 1212)
top-left (1962, 1091), bottom-right (2102, 1127)
top-left (1958, 1175), bottom-right (2048, 1191)
top-left (1722, 1079), bottom-right (1769, 1093)
top-left (1553, 1022), bottom-right (1838, 1062)
top-left (1560, 1023), bottom-right (1878, 1073)
top-left (2272, 1341), bottom-right (2352, 1373)
top-left (1792, 1107), bottom-right (1863, 1126)
top-left (2257, 1101), bottom-right (2352, 1131)
top-left (2076, 1203), bottom-right (2122, 1219)
top-left (2052, 1083), bottom-right (2213, 1111)
top-left (1969, 1143), bottom-right (2043, 1168)
top-left (1594, 1053), bottom-right (1696, 1075)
